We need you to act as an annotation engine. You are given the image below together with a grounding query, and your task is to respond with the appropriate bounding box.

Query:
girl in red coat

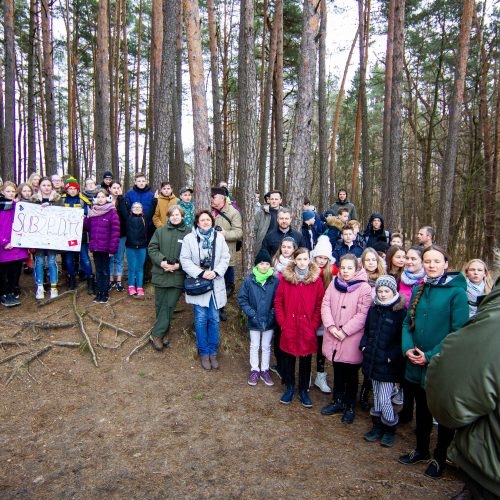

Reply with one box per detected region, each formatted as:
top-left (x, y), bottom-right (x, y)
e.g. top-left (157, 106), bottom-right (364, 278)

top-left (274, 247), bottom-right (325, 408)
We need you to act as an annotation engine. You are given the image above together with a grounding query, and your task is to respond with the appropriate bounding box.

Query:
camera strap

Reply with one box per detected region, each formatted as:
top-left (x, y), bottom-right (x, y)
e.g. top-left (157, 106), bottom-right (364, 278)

top-left (196, 231), bottom-right (217, 271)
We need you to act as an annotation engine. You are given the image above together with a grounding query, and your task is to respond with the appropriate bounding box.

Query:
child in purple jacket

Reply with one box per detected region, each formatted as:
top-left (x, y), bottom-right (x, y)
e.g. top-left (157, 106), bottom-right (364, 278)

top-left (0, 182), bottom-right (28, 307)
top-left (84, 189), bottom-right (120, 304)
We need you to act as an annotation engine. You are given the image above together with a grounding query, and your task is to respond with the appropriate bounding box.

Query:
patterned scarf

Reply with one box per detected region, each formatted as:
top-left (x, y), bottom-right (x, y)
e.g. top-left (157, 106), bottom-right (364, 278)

top-left (88, 201), bottom-right (115, 217)
top-left (466, 278), bottom-right (486, 317)
top-left (334, 276), bottom-right (364, 293)
top-left (401, 268), bottom-right (425, 286)
top-left (196, 227), bottom-right (214, 249)
top-left (423, 273), bottom-right (447, 286)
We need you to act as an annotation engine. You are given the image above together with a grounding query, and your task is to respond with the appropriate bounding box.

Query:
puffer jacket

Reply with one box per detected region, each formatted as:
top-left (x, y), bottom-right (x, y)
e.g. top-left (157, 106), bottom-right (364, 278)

top-left (402, 272), bottom-right (469, 387)
top-left (153, 194), bottom-right (180, 228)
top-left (0, 201), bottom-right (28, 263)
top-left (426, 281), bottom-right (500, 498)
top-left (360, 295), bottom-right (407, 382)
top-left (84, 206), bottom-right (120, 254)
top-left (323, 215), bottom-right (344, 249)
top-left (321, 268), bottom-right (372, 364)
top-left (237, 271), bottom-right (280, 331)
top-left (125, 185), bottom-right (154, 225)
top-left (274, 262), bottom-right (324, 356)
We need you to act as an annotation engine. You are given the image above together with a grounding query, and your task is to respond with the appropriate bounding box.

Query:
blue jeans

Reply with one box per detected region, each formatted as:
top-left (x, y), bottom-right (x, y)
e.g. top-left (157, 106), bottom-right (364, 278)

top-left (65, 248), bottom-right (91, 278)
top-left (126, 247), bottom-right (147, 288)
top-left (34, 250), bottom-right (58, 285)
top-left (109, 237), bottom-right (126, 277)
top-left (193, 297), bottom-right (220, 356)
top-left (78, 242), bottom-right (93, 276)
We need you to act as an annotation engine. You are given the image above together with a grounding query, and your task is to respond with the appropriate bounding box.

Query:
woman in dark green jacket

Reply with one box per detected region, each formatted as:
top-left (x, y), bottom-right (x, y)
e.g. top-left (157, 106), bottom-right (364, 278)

top-left (148, 205), bottom-right (190, 351)
top-left (398, 245), bottom-right (469, 479)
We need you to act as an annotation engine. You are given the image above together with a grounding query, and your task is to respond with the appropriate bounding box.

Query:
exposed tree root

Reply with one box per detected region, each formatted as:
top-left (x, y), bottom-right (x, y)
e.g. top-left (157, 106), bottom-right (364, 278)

top-left (85, 314), bottom-right (136, 337)
top-left (0, 320), bottom-right (76, 330)
top-left (125, 328), bottom-right (153, 362)
top-left (37, 289), bottom-right (77, 307)
top-left (5, 345), bottom-right (53, 385)
top-left (0, 350), bottom-right (30, 365)
top-left (72, 292), bottom-right (98, 367)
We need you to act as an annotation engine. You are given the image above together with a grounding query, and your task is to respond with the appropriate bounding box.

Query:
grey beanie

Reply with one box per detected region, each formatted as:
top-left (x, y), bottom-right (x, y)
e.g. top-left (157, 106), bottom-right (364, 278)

top-left (375, 275), bottom-right (398, 295)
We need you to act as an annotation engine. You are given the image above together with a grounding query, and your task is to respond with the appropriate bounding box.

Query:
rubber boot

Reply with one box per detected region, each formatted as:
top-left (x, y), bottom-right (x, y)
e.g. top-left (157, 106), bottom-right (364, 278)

top-left (364, 416), bottom-right (384, 442)
top-left (380, 423), bottom-right (397, 447)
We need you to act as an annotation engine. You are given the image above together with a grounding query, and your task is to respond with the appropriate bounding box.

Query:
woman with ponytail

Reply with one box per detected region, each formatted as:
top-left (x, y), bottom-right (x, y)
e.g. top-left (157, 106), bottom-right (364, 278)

top-left (398, 245), bottom-right (468, 479)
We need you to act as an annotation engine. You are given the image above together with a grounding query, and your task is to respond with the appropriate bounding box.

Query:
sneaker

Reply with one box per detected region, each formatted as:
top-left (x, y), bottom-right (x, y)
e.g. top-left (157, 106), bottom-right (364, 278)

top-left (424, 459), bottom-right (443, 479)
top-left (321, 398), bottom-right (345, 416)
top-left (136, 287), bottom-right (145, 297)
top-left (209, 354), bottom-right (219, 369)
top-left (247, 370), bottom-right (260, 386)
top-left (150, 335), bottom-right (164, 351)
top-left (93, 293), bottom-right (101, 303)
top-left (341, 405), bottom-right (355, 424)
top-left (399, 450), bottom-right (431, 465)
top-left (4, 293), bottom-right (20, 307)
top-left (98, 295), bottom-right (109, 304)
top-left (299, 390), bottom-right (313, 408)
top-left (200, 355), bottom-right (211, 370)
top-left (314, 372), bottom-right (331, 393)
top-left (50, 287), bottom-right (58, 299)
top-left (280, 385), bottom-right (295, 405)
top-left (35, 285), bottom-right (45, 300)
top-left (128, 286), bottom-right (137, 296)
top-left (115, 281), bottom-right (124, 292)
top-left (0, 295), bottom-right (7, 307)
top-left (109, 280), bottom-right (116, 290)
top-left (259, 370), bottom-right (274, 386)
top-left (14, 287), bottom-right (20, 299)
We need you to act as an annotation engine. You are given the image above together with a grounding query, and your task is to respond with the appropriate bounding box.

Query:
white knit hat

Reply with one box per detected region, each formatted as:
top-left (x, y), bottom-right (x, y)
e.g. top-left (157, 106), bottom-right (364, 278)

top-left (311, 235), bottom-right (335, 263)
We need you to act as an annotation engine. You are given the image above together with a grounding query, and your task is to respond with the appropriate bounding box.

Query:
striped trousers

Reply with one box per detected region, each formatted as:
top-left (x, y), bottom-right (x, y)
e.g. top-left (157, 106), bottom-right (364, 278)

top-left (370, 380), bottom-right (398, 426)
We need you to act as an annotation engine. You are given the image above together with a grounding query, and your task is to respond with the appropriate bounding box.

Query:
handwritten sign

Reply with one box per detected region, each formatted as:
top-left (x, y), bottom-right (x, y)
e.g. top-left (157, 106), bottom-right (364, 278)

top-left (11, 202), bottom-right (84, 252)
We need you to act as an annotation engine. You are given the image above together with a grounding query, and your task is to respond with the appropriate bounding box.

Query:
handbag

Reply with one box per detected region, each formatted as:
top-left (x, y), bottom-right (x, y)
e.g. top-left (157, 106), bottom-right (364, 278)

top-left (184, 232), bottom-right (217, 296)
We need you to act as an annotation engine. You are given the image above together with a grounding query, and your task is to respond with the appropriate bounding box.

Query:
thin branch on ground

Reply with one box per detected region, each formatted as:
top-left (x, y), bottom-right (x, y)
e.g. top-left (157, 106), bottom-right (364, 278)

top-left (0, 320), bottom-right (76, 329)
top-left (0, 350), bottom-right (30, 365)
top-left (0, 340), bottom-right (29, 346)
top-left (125, 328), bottom-right (153, 362)
top-left (72, 292), bottom-right (98, 367)
top-left (5, 345), bottom-right (53, 385)
top-left (51, 341), bottom-right (81, 347)
top-left (37, 289), bottom-right (76, 307)
top-left (85, 313), bottom-right (136, 337)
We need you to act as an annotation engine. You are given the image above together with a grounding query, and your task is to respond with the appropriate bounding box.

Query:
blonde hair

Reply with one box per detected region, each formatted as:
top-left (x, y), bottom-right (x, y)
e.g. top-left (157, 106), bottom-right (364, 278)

top-left (0, 181), bottom-right (17, 193)
top-left (361, 247), bottom-right (385, 281)
top-left (462, 259), bottom-right (493, 294)
top-left (16, 182), bottom-right (33, 199)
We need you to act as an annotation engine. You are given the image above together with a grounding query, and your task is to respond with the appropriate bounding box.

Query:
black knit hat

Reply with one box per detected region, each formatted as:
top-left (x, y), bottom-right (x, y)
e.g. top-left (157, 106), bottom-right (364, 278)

top-left (254, 248), bottom-right (272, 265)
top-left (102, 170), bottom-right (113, 180)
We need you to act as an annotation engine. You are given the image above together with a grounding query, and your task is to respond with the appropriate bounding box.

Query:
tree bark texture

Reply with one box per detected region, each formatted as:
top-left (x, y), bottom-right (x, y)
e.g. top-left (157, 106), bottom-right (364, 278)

top-left (437, 0), bottom-right (474, 248)
top-left (27, 0), bottom-right (37, 175)
top-left (95, 0), bottom-right (112, 180)
top-left (184, 0), bottom-right (211, 210)
top-left (318, 0), bottom-right (328, 212)
top-left (286, 0), bottom-right (320, 230)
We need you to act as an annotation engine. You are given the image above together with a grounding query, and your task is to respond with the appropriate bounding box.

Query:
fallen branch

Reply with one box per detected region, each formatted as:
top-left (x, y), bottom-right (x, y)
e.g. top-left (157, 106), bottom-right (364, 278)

top-left (0, 320), bottom-right (76, 330)
top-left (0, 340), bottom-right (29, 347)
top-left (72, 292), bottom-right (98, 367)
top-left (125, 328), bottom-right (152, 362)
top-left (51, 341), bottom-right (81, 347)
top-left (5, 345), bottom-right (53, 385)
top-left (37, 289), bottom-right (77, 307)
top-left (85, 314), bottom-right (136, 337)
top-left (0, 350), bottom-right (30, 365)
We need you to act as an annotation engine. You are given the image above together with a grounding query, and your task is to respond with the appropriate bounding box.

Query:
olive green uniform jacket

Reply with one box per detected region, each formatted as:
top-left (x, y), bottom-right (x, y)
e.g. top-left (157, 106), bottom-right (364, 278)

top-left (426, 280), bottom-right (500, 498)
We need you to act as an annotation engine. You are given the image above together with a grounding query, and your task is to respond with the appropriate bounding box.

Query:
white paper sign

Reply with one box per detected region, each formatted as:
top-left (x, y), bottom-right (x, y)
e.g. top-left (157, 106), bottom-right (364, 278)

top-left (11, 202), bottom-right (84, 252)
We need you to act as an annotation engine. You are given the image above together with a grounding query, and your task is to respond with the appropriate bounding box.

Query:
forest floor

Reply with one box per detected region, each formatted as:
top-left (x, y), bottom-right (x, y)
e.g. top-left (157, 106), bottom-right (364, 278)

top-left (0, 271), bottom-right (465, 499)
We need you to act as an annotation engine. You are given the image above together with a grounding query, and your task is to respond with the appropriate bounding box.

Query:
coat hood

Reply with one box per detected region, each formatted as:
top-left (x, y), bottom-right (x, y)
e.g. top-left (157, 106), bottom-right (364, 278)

top-left (435, 271), bottom-right (467, 290)
top-left (281, 261), bottom-right (321, 285)
top-left (133, 184), bottom-right (151, 193)
top-left (326, 215), bottom-right (345, 230)
top-left (364, 212), bottom-right (385, 234)
top-left (344, 266), bottom-right (369, 283)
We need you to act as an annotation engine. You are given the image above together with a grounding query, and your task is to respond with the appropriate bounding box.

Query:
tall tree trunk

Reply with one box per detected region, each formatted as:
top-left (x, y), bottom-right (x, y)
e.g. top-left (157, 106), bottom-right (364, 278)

top-left (95, 0), bottom-right (112, 180)
top-left (359, 0), bottom-right (371, 219)
top-left (258, 0), bottom-right (280, 197)
top-left (381, 0), bottom-right (395, 216)
top-left (329, 27), bottom-right (358, 203)
top-left (207, 0), bottom-right (224, 184)
top-left (318, 0), bottom-right (328, 212)
top-left (351, 98), bottom-right (362, 203)
top-left (110, 0), bottom-right (122, 178)
top-left (286, 0), bottom-right (320, 229)
top-left (27, 0), bottom-right (37, 175)
top-left (40, 0), bottom-right (58, 174)
top-left (3, 0), bottom-right (16, 181)
top-left (184, 0), bottom-right (211, 209)
top-left (134, 0), bottom-right (143, 180)
top-left (122, 0), bottom-right (130, 187)
top-left (151, 0), bottom-right (178, 188)
top-left (437, 0), bottom-right (474, 248)
top-left (238, 0), bottom-right (259, 272)
top-left (273, 0), bottom-right (284, 193)
top-left (384, 0), bottom-right (405, 231)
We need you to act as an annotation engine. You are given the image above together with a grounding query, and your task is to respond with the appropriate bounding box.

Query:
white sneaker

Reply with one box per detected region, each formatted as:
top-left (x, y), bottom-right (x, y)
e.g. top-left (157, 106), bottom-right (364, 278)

top-left (50, 287), bottom-right (58, 299)
top-left (314, 372), bottom-right (332, 393)
top-left (35, 285), bottom-right (45, 300)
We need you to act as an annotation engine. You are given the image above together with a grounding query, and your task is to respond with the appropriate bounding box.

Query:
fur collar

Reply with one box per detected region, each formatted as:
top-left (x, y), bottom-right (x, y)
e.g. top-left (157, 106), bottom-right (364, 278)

top-left (281, 261), bottom-right (320, 285)
top-left (391, 295), bottom-right (406, 311)
top-left (326, 215), bottom-right (345, 230)
top-left (32, 190), bottom-right (61, 203)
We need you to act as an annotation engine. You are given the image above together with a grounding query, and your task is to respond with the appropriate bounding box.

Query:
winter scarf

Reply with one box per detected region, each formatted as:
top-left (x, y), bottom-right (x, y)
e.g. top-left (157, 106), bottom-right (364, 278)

top-left (374, 291), bottom-right (400, 307)
top-left (423, 273), bottom-right (447, 286)
top-left (294, 266), bottom-right (308, 281)
top-left (88, 201), bottom-right (116, 217)
top-left (274, 254), bottom-right (292, 276)
top-left (253, 266), bottom-right (274, 285)
top-left (196, 227), bottom-right (214, 249)
top-left (466, 278), bottom-right (486, 316)
top-left (334, 275), bottom-right (365, 293)
top-left (401, 268), bottom-right (425, 287)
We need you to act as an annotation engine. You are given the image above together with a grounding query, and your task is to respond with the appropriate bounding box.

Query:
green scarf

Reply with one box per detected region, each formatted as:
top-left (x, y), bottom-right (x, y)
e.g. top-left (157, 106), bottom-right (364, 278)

top-left (253, 266), bottom-right (274, 285)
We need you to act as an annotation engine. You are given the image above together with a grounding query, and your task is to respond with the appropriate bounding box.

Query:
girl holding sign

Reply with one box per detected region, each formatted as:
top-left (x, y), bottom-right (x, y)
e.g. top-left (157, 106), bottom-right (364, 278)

top-left (31, 177), bottom-right (63, 299)
top-left (0, 182), bottom-right (28, 307)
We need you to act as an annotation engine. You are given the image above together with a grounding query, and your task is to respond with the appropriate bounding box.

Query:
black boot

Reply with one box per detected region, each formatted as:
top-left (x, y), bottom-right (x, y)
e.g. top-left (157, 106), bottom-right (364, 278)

top-left (364, 416), bottom-right (384, 442)
top-left (341, 403), bottom-right (355, 424)
top-left (68, 274), bottom-right (77, 291)
top-left (93, 292), bottom-right (101, 303)
top-left (360, 378), bottom-right (371, 411)
top-left (320, 394), bottom-right (345, 416)
top-left (380, 423), bottom-right (397, 447)
top-left (87, 275), bottom-right (95, 295)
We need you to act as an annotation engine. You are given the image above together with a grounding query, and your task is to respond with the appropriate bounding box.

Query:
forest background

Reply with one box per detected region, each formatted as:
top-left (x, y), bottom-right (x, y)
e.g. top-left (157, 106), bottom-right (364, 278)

top-left (0, 0), bottom-right (498, 269)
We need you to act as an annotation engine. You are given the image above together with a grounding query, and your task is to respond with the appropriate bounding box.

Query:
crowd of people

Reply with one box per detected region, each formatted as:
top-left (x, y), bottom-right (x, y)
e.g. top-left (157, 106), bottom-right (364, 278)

top-left (0, 177), bottom-right (498, 496)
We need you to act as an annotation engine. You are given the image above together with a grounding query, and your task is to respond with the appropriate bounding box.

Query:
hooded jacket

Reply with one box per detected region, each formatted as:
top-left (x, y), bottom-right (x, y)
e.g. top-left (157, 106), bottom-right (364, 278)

top-left (0, 201), bottom-right (29, 263)
top-left (125, 185), bottom-right (154, 225)
top-left (363, 213), bottom-right (390, 248)
top-left (360, 295), bottom-right (407, 382)
top-left (401, 272), bottom-right (469, 387)
top-left (274, 262), bottom-right (324, 357)
top-left (153, 193), bottom-right (180, 228)
top-left (83, 206), bottom-right (121, 254)
top-left (323, 215), bottom-right (344, 249)
top-left (321, 268), bottom-right (372, 364)
top-left (118, 197), bottom-right (157, 248)
top-left (426, 281), bottom-right (500, 498)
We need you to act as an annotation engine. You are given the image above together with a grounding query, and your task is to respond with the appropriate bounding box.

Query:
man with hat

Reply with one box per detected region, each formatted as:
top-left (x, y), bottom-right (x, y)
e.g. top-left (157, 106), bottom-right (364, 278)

top-left (61, 177), bottom-right (94, 292)
top-left (211, 186), bottom-right (243, 320)
top-left (177, 187), bottom-right (194, 227)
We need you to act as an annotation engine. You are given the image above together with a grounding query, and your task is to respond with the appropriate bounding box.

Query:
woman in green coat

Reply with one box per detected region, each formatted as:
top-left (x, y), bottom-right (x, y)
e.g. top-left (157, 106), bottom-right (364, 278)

top-left (148, 205), bottom-right (190, 351)
top-left (398, 245), bottom-right (469, 479)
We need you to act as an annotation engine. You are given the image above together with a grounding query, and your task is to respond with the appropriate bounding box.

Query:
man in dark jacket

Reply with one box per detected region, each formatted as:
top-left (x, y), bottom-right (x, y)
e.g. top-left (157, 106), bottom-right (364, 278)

top-left (261, 207), bottom-right (305, 257)
top-left (327, 189), bottom-right (358, 221)
top-left (427, 278), bottom-right (500, 499)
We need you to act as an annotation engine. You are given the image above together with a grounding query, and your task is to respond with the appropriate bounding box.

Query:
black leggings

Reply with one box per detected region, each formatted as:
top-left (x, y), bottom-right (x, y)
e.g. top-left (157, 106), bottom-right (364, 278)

top-left (0, 259), bottom-right (22, 295)
top-left (316, 336), bottom-right (325, 372)
top-left (332, 361), bottom-right (360, 405)
top-left (412, 382), bottom-right (455, 464)
top-left (282, 352), bottom-right (312, 391)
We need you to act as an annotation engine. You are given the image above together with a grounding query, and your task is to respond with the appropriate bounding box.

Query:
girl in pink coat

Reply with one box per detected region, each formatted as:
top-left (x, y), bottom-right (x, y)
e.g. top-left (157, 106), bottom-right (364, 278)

top-left (320, 253), bottom-right (372, 424)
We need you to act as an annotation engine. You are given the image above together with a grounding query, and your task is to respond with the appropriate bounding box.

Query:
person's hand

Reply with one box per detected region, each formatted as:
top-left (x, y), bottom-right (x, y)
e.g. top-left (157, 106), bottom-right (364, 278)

top-left (406, 347), bottom-right (426, 365)
top-left (335, 329), bottom-right (346, 341)
top-left (4, 243), bottom-right (12, 250)
top-left (202, 270), bottom-right (216, 280)
top-left (161, 262), bottom-right (178, 272)
top-left (154, 190), bottom-right (159, 199)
